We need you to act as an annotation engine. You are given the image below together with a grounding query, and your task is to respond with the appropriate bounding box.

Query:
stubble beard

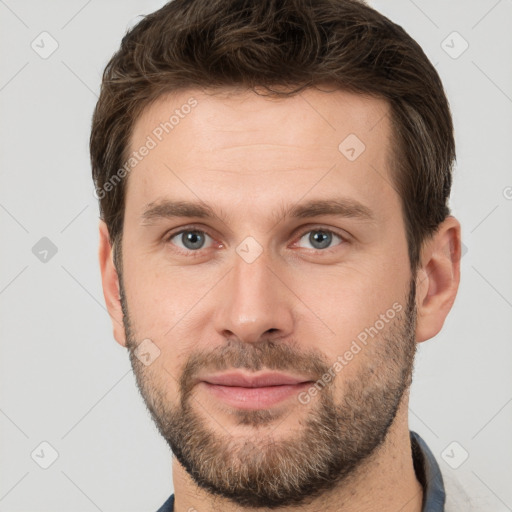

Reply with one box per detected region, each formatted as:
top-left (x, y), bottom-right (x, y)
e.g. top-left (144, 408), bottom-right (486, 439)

top-left (121, 276), bottom-right (417, 509)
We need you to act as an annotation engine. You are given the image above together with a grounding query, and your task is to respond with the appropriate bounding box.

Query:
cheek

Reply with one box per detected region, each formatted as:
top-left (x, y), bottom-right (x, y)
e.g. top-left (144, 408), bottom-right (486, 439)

top-left (133, 357), bottom-right (180, 413)
top-left (122, 255), bottom-right (220, 359)
top-left (290, 259), bottom-right (408, 340)
top-left (124, 255), bottom-right (407, 337)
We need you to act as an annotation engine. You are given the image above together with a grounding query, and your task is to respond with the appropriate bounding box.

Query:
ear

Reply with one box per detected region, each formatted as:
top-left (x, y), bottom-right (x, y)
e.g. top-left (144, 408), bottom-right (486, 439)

top-left (415, 216), bottom-right (461, 343)
top-left (98, 220), bottom-right (127, 347)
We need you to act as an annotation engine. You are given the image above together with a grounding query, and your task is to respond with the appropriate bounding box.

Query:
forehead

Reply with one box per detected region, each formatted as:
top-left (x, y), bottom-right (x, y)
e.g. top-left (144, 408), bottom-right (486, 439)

top-left (131, 86), bottom-right (391, 152)
top-left (125, 86), bottom-right (398, 225)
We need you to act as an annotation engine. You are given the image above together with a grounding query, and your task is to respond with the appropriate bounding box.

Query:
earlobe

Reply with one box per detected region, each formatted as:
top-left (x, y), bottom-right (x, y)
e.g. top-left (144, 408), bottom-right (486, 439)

top-left (415, 216), bottom-right (461, 343)
top-left (98, 221), bottom-right (127, 347)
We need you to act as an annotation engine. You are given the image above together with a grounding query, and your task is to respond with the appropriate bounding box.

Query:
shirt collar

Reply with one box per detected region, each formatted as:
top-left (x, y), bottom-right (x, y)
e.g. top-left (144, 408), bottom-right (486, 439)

top-left (410, 430), bottom-right (446, 511)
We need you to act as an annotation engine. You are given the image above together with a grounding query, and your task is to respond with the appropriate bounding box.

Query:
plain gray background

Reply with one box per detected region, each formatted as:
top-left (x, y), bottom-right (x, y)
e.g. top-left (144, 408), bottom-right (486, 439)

top-left (0, 0), bottom-right (511, 510)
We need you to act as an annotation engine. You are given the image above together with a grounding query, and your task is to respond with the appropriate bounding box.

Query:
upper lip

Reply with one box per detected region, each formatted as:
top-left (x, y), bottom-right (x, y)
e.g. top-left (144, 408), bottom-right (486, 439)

top-left (200, 371), bottom-right (314, 388)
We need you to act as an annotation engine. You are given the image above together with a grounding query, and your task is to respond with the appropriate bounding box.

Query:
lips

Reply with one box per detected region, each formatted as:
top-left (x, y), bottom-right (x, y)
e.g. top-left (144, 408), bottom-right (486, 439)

top-left (201, 371), bottom-right (313, 388)
top-left (197, 371), bottom-right (316, 409)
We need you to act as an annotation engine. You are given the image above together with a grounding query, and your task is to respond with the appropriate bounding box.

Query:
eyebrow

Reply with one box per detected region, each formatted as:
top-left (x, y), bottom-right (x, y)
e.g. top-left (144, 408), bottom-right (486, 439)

top-left (141, 198), bottom-right (375, 225)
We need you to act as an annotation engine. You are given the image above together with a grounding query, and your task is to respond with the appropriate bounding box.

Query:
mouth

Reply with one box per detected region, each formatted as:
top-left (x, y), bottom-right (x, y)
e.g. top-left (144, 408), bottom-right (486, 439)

top-left (198, 371), bottom-right (315, 409)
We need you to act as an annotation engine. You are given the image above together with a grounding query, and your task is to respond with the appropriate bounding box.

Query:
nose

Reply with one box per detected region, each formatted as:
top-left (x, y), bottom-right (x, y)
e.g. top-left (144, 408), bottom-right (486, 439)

top-left (213, 246), bottom-right (295, 344)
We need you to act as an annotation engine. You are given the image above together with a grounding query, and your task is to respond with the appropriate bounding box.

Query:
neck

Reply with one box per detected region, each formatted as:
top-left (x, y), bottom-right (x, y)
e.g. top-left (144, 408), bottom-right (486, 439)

top-left (171, 391), bottom-right (423, 512)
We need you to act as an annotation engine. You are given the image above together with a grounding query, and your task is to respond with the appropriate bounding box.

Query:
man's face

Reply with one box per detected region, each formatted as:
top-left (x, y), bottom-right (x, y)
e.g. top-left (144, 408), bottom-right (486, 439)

top-left (118, 87), bottom-right (416, 508)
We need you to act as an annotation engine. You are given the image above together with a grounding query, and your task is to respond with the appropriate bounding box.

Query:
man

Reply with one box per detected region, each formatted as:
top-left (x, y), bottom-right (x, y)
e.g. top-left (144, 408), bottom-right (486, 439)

top-left (90, 0), bottom-right (464, 510)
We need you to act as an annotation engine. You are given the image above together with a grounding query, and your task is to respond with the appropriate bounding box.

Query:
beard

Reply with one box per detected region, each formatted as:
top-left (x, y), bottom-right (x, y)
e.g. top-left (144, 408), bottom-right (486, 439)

top-left (120, 275), bottom-right (417, 509)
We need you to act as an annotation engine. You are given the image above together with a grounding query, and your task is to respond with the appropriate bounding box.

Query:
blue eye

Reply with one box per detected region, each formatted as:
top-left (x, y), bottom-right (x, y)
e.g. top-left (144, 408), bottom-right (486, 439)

top-left (165, 226), bottom-right (345, 256)
top-left (296, 229), bottom-right (344, 251)
top-left (168, 230), bottom-right (214, 251)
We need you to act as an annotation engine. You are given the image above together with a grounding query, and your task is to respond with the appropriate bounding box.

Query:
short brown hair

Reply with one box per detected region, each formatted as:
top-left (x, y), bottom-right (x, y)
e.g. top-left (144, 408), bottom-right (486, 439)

top-left (90, 0), bottom-right (455, 272)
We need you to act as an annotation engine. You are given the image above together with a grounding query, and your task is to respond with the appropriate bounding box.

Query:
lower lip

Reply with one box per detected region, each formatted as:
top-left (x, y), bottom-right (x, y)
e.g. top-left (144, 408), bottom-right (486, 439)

top-left (201, 382), bottom-right (312, 409)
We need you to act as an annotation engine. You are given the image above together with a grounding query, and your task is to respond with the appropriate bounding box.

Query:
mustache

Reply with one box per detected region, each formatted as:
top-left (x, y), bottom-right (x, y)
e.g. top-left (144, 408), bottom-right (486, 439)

top-left (177, 338), bottom-right (331, 397)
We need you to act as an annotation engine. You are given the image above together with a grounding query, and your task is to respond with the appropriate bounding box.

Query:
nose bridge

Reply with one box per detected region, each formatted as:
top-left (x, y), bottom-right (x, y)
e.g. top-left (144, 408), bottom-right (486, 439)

top-left (213, 241), bottom-right (293, 343)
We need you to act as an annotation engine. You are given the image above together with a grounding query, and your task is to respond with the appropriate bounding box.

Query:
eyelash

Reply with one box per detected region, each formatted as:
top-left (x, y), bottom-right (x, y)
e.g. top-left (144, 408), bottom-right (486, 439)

top-left (164, 224), bottom-right (348, 257)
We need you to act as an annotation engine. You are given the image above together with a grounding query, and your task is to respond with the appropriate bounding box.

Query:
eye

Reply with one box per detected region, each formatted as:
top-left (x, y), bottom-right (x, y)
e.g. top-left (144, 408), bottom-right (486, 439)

top-left (295, 228), bottom-right (345, 251)
top-left (167, 229), bottom-right (215, 252)
top-left (165, 226), bottom-right (346, 256)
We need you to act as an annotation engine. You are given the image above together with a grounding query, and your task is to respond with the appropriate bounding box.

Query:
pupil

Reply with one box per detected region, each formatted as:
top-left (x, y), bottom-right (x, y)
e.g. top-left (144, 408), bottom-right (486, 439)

top-left (184, 231), bottom-right (203, 249)
top-left (310, 230), bottom-right (331, 249)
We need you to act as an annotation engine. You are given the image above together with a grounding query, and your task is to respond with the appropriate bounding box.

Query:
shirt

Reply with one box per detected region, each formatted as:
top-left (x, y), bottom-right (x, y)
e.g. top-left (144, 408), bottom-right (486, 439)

top-left (156, 430), bottom-right (446, 512)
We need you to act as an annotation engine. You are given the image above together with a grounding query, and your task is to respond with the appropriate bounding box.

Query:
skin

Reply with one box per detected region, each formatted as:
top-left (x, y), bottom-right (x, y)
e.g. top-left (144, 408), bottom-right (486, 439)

top-left (98, 86), bottom-right (461, 512)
